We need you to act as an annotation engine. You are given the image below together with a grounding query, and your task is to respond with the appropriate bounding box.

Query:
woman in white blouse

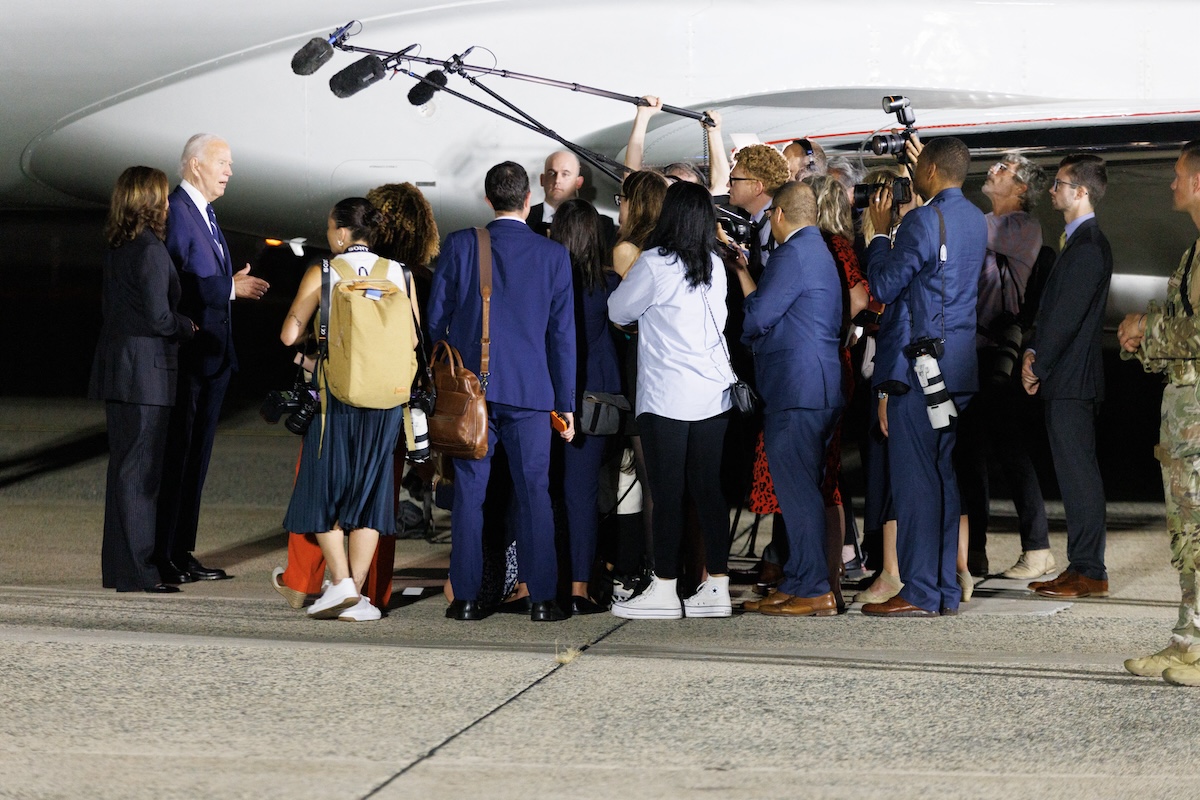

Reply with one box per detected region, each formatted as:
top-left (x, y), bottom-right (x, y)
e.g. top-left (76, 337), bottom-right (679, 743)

top-left (607, 181), bottom-right (735, 619)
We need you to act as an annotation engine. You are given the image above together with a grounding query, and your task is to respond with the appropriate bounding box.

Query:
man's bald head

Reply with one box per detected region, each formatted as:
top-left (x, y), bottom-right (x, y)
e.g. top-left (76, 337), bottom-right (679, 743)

top-left (540, 150), bottom-right (584, 208)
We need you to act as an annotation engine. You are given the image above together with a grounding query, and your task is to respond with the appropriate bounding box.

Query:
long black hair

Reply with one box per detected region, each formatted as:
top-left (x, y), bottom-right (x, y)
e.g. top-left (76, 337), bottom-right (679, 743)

top-left (643, 181), bottom-right (717, 289)
top-left (550, 198), bottom-right (607, 293)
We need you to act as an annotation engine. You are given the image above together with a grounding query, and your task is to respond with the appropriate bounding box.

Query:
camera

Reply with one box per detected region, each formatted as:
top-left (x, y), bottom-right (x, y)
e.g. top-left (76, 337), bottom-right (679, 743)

top-left (984, 312), bottom-right (1024, 388)
top-left (902, 336), bottom-right (958, 431)
top-left (869, 96), bottom-right (918, 163)
top-left (407, 386), bottom-right (435, 463)
top-left (261, 383), bottom-right (319, 435)
top-left (852, 176), bottom-right (913, 210)
top-left (715, 204), bottom-right (752, 246)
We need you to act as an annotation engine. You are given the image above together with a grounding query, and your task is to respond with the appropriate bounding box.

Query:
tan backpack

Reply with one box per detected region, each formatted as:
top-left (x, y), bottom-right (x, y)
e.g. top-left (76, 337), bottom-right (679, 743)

top-left (318, 256), bottom-right (418, 409)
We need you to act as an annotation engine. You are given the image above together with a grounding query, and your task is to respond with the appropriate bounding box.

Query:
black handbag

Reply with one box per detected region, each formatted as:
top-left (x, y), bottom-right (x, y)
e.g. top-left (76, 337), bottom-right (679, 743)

top-left (580, 391), bottom-right (631, 435)
top-left (703, 287), bottom-right (759, 416)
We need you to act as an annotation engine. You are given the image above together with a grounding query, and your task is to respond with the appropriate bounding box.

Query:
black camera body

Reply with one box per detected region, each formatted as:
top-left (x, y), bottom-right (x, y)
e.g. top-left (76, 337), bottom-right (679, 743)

top-left (852, 176), bottom-right (913, 210)
top-left (903, 336), bottom-right (945, 361)
top-left (715, 205), bottom-right (752, 246)
top-left (869, 96), bottom-right (918, 163)
top-left (261, 383), bottom-right (319, 435)
top-left (984, 312), bottom-right (1024, 388)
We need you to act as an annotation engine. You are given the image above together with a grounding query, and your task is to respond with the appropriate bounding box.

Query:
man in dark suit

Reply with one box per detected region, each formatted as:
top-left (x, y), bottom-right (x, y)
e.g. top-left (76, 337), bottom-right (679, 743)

top-left (733, 181), bottom-right (845, 616)
top-left (1022, 154), bottom-right (1113, 599)
top-left (528, 150), bottom-right (616, 247)
top-left (428, 161), bottom-right (577, 622)
top-left (156, 133), bottom-right (269, 584)
top-left (863, 136), bottom-right (988, 617)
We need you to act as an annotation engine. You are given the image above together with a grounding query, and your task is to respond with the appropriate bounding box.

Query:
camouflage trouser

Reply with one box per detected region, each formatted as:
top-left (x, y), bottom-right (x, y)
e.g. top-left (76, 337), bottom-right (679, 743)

top-left (1158, 384), bottom-right (1200, 645)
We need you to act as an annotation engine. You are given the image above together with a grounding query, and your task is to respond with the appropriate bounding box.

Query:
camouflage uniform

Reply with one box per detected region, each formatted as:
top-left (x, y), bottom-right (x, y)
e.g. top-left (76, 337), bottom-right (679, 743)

top-left (1126, 239), bottom-right (1200, 645)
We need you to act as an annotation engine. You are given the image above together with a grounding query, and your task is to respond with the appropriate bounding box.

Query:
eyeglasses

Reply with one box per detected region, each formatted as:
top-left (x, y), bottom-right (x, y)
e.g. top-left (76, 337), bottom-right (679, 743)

top-left (989, 162), bottom-right (1014, 174)
top-left (728, 176), bottom-right (757, 183)
top-left (614, 194), bottom-right (625, 207)
top-left (1051, 178), bottom-right (1085, 192)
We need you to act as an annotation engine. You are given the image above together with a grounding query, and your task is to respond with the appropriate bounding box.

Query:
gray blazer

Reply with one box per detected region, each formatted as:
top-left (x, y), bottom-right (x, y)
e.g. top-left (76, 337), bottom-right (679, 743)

top-left (89, 229), bottom-right (195, 406)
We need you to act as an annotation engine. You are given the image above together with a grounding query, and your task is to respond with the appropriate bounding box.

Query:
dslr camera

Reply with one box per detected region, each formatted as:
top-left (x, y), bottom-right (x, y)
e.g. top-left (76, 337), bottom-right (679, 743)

top-left (715, 204), bottom-right (753, 246)
top-left (869, 96), bottom-right (918, 163)
top-left (852, 176), bottom-right (913, 210)
top-left (984, 312), bottom-right (1024, 388)
top-left (261, 381), bottom-right (319, 435)
top-left (902, 336), bottom-right (958, 431)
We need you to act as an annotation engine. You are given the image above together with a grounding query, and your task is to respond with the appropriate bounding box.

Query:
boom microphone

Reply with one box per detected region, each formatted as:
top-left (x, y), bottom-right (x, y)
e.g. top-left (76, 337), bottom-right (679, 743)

top-left (407, 70), bottom-right (448, 106)
top-left (406, 48), bottom-right (474, 106)
top-left (291, 21), bottom-right (357, 76)
top-left (329, 55), bottom-right (387, 98)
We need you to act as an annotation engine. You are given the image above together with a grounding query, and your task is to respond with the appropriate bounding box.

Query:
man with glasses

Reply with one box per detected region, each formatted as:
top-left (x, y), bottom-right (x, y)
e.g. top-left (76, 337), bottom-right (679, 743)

top-left (1021, 154), bottom-right (1113, 599)
top-left (1118, 139), bottom-right (1200, 684)
top-left (727, 143), bottom-right (790, 275)
top-left (955, 154), bottom-right (1052, 581)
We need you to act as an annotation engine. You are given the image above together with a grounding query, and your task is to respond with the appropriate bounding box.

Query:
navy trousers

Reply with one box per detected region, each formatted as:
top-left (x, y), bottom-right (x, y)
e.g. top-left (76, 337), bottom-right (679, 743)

top-left (156, 363), bottom-right (230, 565)
top-left (888, 390), bottom-right (968, 613)
top-left (451, 403), bottom-right (557, 602)
top-left (562, 431), bottom-right (609, 583)
top-left (764, 407), bottom-right (838, 598)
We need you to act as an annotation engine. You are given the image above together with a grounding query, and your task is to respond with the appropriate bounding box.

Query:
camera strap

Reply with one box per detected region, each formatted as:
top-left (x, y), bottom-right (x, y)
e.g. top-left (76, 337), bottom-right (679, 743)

top-left (1180, 241), bottom-right (1197, 317)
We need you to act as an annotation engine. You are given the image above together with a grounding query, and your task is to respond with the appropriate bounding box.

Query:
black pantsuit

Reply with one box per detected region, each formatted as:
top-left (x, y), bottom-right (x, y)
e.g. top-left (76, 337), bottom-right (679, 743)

top-left (103, 402), bottom-right (171, 590)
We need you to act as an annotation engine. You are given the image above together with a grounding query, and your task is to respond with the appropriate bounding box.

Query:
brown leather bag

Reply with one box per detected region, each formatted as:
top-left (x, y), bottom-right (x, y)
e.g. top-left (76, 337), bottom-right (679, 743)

top-left (427, 228), bottom-right (492, 460)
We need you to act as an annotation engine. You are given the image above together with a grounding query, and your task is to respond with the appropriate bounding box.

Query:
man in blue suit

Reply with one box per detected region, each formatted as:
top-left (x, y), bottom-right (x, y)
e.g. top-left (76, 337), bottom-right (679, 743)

top-left (156, 134), bottom-right (269, 584)
top-left (1022, 154), bottom-right (1113, 599)
top-left (428, 161), bottom-right (577, 622)
top-left (864, 136), bottom-right (987, 617)
top-left (733, 181), bottom-right (846, 616)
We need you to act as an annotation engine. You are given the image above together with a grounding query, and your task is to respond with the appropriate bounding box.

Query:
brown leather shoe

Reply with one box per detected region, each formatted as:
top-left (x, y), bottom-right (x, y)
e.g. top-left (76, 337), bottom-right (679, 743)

top-left (742, 589), bottom-right (793, 613)
top-left (860, 595), bottom-right (940, 617)
top-left (760, 591), bottom-right (838, 617)
top-left (1032, 571), bottom-right (1108, 598)
top-left (1027, 570), bottom-right (1069, 591)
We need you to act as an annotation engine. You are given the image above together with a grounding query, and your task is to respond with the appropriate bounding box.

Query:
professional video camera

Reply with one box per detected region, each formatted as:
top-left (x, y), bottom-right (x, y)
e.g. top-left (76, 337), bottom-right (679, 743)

top-left (852, 176), bottom-right (913, 210)
top-left (902, 336), bottom-right (958, 431)
top-left (869, 96), bottom-right (918, 163)
top-left (261, 381), bottom-right (319, 435)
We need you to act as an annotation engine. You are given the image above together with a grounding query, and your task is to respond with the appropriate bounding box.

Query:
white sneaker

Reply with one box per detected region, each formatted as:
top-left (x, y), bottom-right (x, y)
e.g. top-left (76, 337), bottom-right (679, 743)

top-left (683, 575), bottom-right (732, 618)
top-left (611, 575), bottom-right (682, 620)
top-left (338, 595), bottom-right (381, 622)
top-left (307, 577), bottom-right (359, 619)
top-left (1002, 549), bottom-right (1056, 580)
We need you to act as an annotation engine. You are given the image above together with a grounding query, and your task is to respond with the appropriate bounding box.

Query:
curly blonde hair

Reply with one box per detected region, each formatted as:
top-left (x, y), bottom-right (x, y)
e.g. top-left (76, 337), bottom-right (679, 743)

top-left (365, 182), bottom-right (440, 267)
top-left (733, 144), bottom-right (789, 195)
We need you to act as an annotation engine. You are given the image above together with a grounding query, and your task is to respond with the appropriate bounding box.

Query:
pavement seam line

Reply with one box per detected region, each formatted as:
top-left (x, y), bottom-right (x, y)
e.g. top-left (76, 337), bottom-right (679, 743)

top-left (359, 619), bottom-right (629, 799)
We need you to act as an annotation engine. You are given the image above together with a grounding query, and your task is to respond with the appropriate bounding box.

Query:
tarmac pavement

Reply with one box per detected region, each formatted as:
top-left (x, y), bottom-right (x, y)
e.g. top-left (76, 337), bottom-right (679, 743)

top-left (1, 398), bottom-right (1198, 800)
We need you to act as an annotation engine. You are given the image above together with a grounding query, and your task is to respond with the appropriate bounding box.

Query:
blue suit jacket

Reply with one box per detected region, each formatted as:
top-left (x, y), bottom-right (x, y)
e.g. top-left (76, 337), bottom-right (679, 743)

top-left (741, 226), bottom-right (844, 412)
top-left (866, 187), bottom-right (986, 394)
top-left (1029, 218), bottom-right (1112, 400)
top-left (428, 217), bottom-right (577, 411)
top-left (165, 185), bottom-right (235, 377)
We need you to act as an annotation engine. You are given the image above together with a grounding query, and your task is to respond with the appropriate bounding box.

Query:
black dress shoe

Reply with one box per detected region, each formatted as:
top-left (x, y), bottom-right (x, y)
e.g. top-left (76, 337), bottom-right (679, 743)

top-left (530, 600), bottom-right (566, 622)
top-left (184, 555), bottom-right (229, 581)
top-left (144, 583), bottom-right (182, 594)
top-left (493, 596), bottom-right (533, 614)
top-left (158, 561), bottom-right (197, 585)
top-left (570, 595), bottom-right (608, 615)
top-left (445, 599), bottom-right (490, 620)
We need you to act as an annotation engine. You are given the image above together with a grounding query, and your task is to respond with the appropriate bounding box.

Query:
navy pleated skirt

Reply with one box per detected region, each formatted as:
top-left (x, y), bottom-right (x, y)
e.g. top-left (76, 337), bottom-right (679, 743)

top-left (283, 392), bottom-right (404, 535)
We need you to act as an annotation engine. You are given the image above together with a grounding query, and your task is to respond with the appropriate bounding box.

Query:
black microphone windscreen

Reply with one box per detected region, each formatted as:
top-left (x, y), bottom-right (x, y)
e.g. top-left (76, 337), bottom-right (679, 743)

top-left (407, 70), bottom-right (447, 106)
top-left (329, 55), bottom-right (387, 99)
top-left (291, 38), bottom-right (334, 76)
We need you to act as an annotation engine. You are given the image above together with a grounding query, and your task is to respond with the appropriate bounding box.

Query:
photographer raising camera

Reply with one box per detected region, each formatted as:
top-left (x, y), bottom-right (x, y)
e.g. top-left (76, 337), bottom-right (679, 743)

top-left (862, 135), bottom-right (987, 619)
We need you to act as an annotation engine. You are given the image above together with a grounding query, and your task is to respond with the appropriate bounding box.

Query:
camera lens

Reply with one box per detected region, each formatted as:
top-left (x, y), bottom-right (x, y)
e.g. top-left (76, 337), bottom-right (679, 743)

top-left (870, 133), bottom-right (906, 157)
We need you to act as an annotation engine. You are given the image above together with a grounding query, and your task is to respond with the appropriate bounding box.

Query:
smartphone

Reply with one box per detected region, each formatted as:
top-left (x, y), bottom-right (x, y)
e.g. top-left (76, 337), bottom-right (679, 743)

top-left (550, 411), bottom-right (568, 433)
